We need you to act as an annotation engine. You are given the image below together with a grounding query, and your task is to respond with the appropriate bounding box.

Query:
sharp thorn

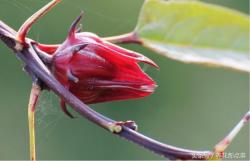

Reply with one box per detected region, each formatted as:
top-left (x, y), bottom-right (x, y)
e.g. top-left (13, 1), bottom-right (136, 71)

top-left (68, 11), bottom-right (84, 39)
top-left (60, 99), bottom-right (75, 119)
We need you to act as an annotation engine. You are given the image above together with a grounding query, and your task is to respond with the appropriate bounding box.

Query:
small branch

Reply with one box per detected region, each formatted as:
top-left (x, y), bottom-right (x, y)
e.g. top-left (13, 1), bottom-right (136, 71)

top-left (214, 111), bottom-right (250, 157)
top-left (103, 32), bottom-right (141, 44)
top-left (27, 82), bottom-right (41, 161)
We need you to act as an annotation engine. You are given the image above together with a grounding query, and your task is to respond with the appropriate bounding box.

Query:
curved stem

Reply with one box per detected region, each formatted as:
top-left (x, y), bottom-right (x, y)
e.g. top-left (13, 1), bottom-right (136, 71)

top-left (36, 43), bottom-right (59, 54)
top-left (214, 111), bottom-right (250, 157)
top-left (17, 0), bottom-right (61, 45)
top-left (28, 83), bottom-right (41, 161)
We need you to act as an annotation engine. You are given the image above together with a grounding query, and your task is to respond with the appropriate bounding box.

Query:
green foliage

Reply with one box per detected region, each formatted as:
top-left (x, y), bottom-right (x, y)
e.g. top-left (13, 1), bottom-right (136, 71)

top-left (136, 0), bottom-right (250, 72)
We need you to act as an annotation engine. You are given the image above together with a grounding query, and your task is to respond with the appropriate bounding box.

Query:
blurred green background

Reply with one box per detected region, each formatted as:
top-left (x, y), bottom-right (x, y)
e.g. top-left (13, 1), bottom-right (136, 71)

top-left (0, 0), bottom-right (249, 160)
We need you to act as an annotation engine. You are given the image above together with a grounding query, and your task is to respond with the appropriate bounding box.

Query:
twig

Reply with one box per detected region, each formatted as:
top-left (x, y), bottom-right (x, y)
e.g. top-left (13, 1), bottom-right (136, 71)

top-left (27, 82), bottom-right (41, 161)
top-left (214, 111), bottom-right (250, 157)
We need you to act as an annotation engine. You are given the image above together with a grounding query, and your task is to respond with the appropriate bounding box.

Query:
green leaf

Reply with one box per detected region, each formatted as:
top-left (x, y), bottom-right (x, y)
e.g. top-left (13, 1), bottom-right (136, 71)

top-left (135, 0), bottom-right (250, 72)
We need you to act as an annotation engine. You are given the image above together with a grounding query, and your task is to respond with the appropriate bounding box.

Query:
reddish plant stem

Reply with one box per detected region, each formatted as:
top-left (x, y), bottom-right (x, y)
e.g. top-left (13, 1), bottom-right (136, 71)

top-left (103, 32), bottom-right (142, 44)
top-left (214, 111), bottom-right (250, 154)
top-left (27, 83), bottom-right (41, 161)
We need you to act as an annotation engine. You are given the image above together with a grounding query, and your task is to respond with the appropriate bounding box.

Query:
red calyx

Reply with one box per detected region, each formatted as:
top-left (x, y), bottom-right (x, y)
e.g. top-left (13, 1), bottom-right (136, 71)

top-left (51, 13), bottom-right (158, 108)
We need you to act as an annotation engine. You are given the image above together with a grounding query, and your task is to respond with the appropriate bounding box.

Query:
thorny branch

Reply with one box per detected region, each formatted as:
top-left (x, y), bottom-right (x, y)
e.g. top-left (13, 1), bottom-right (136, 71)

top-left (0, 12), bottom-right (249, 161)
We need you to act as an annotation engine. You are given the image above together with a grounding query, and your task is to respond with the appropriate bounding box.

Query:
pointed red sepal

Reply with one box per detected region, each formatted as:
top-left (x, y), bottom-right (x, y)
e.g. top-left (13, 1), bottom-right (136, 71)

top-left (36, 43), bottom-right (59, 55)
top-left (96, 42), bottom-right (159, 69)
top-left (68, 12), bottom-right (84, 41)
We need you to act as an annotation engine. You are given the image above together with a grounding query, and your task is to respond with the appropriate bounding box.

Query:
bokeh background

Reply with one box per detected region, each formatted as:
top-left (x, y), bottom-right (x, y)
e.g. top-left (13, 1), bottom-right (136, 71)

top-left (0, 0), bottom-right (249, 160)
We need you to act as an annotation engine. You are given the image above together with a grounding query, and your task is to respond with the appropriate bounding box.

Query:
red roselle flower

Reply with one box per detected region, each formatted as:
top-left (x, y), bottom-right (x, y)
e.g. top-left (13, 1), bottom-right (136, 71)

top-left (41, 14), bottom-right (159, 117)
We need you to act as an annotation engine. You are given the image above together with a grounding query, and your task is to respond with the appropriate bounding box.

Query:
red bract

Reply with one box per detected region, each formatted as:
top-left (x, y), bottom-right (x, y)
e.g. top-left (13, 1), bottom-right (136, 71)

top-left (51, 14), bottom-right (158, 117)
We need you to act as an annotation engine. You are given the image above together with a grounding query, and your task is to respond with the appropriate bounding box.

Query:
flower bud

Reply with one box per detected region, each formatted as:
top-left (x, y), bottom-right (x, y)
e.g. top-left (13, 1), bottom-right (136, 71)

top-left (51, 14), bottom-right (158, 107)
